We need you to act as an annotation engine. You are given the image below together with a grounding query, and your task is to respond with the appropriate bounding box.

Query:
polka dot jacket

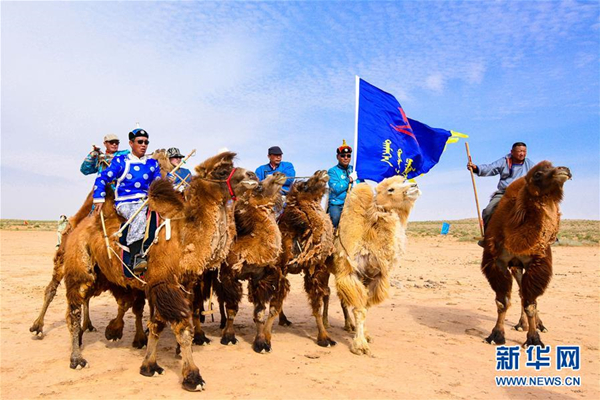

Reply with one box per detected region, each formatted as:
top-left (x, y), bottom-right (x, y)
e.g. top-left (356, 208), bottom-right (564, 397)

top-left (93, 153), bottom-right (161, 206)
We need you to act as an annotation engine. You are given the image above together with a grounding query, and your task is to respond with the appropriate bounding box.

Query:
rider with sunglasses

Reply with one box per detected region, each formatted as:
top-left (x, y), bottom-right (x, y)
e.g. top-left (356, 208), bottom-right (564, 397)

top-left (93, 128), bottom-right (161, 274)
top-left (80, 133), bottom-right (130, 175)
top-left (327, 140), bottom-right (358, 229)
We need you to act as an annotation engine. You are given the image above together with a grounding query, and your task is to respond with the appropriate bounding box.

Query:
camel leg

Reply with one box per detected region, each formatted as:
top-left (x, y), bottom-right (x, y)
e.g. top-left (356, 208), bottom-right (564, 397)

top-left (521, 254), bottom-right (552, 348)
top-left (67, 302), bottom-right (88, 369)
top-left (249, 270), bottom-right (279, 354)
top-left (341, 301), bottom-right (355, 332)
top-left (511, 267), bottom-right (548, 333)
top-left (322, 294), bottom-right (330, 329)
top-left (264, 273), bottom-right (290, 347)
top-left (64, 246), bottom-right (96, 369)
top-left (482, 250), bottom-right (513, 345)
top-left (351, 307), bottom-right (371, 355)
top-left (278, 308), bottom-right (293, 327)
top-left (172, 319), bottom-right (205, 391)
top-left (66, 279), bottom-right (95, 369)
top-left (140, 317), bottom-right (166, 377)
top-left (304, 268), bottom-right (336, 347)
top-left (510, 267), bottom-right (529, 332)
top-left (105, 295), bottom-right (132, 342)
top-left (81, 299), bottom-right (97, 332)
top-left (218, 297), bottom-right (226, 330)
top-left (30, 272), bottom-right (62, 337)
top-left (321, 269), bottom-right (332, 328)
top-left (191, 282), bottom-right (211, 346)
top-left (131, 291), bottom-right (147, 348)
top-left (218, 267), bottom-right (242, 346)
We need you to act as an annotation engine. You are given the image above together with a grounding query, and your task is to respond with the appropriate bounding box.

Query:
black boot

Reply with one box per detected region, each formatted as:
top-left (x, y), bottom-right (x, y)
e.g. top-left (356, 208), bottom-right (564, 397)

top-left (128, 240), bottom-right (147, 275)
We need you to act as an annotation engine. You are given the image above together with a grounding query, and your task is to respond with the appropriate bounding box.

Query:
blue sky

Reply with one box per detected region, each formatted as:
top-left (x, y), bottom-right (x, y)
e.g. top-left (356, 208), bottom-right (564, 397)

top-left (2, 1), bottom-right (598, 221)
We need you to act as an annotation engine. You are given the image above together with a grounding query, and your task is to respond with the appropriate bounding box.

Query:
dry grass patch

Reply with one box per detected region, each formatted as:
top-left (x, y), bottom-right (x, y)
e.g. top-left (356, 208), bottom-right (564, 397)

top-left (407, 219), bottom-right (599, 246)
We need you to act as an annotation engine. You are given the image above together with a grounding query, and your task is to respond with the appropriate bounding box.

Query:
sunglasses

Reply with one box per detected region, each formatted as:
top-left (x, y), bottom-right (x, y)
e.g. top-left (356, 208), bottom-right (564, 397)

top-left (134, 139), bottom-right (150, 145)
top-left (106, 140), bottom-right (120, 145)
top-left (339, 154), bottom-right (351, 159)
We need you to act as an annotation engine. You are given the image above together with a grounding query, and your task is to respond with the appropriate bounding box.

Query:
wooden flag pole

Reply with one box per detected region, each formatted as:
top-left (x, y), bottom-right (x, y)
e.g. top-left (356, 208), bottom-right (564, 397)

top-left (465, 142), bottom-right (485, 238)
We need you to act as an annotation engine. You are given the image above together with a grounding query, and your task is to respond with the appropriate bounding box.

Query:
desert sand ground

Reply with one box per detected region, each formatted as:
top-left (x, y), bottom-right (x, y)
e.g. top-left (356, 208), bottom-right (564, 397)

top-left (1, 230), bottom-right (598, 399)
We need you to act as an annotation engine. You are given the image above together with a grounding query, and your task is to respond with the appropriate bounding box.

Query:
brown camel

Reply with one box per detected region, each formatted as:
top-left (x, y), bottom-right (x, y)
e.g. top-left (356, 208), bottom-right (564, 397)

top-left (333, 175), bottom-right (420, 355)
top-left (63, 151), bottom-right (256, 392)
top-left (214, 172), bottom-right (287, 353)
top-left (481, 161), bottom-right (571, 348)
top-left (30, 149), bottom-right (175, 343)
top-left (276, 170), bottom-right (337, 347)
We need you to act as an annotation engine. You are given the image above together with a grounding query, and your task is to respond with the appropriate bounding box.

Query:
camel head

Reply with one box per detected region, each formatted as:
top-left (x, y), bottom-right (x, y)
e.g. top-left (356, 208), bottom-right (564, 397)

top-left (374, 175), bottom-right (421, 217)
top-left (239, 172), bottom-right (286, 209)
top-left (524, 161), bottom-right (572, 200)
top-left (288, 170), bottom-right (329, 202)
top-left (187, 151), bottom-right (257, 202)
top-left (151, 149), bottom-right (175, 177)
top-left (257, 172), bottom-right (287, 198)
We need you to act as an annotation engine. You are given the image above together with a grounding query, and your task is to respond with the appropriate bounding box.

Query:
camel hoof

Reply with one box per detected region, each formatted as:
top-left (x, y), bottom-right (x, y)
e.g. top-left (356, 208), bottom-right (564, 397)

top-left (523, 333), bottom-right (545, 348)
top-left (193, 332), bottom-right (211, 346)
top-left (343, 324), bottom-right (356, 333)
top-left (70, 356), bottom-right (88, 369)
top-left (317, 337), bottom-right (337, 347)
top-left (105, 321), bottom-right (124, 341)
top-left (220, 333), bottom-right (238, 346)
top-left (252, 338), bottom-right (272, 354)
top-left (485, 329), bottom-right (506, 345)
top-left (85, 325), bottom-right (97, 332)
top-left (350, 344), bottom-right (371, 356)
top-left (182, 370), bottom-right (205, 392)
top-left (140, 362), bottom-right (164, 377)
top-left (514, 324), bottom-right (527, 332)
top-left (132, 335), bottom-right (147, 349)
top-left (29, 322), bottom-right (44, 337)
top-left (537, 323), bottom-right (548, 333)
top-left (278, 318), bottom-right (292, 327)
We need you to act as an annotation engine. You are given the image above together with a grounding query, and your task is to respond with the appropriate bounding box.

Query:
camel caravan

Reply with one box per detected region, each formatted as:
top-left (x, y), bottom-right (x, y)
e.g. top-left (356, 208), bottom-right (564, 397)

top-left (29, 141), bottom-right (571, 391)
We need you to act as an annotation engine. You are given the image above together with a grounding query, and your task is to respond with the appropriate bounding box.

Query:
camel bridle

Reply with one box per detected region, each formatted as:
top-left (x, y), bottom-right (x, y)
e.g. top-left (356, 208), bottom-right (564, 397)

top-left (225, 168), bottom-right (238, 201)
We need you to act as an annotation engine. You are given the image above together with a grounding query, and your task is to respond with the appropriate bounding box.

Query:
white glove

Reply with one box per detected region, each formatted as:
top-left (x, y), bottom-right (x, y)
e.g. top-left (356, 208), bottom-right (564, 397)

top-left (349, 171), bottom-right (358, 181)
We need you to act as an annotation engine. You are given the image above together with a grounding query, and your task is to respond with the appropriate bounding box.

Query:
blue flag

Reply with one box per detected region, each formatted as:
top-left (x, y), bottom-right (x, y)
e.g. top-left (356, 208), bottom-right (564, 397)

top-left (355, 78), bottom-right (458, 182)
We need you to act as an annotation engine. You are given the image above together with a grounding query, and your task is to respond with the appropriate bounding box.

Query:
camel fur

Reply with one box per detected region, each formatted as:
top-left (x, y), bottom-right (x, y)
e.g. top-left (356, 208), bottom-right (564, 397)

top-left (481, 161), bottom-right (571, 348)
top-left (276, 170), bottom-right (337, 347)
top-left (62, 151), bottom-right (256, 392)
top-left (215, 172), bottom-right (287, 353)
top-left (333, 175), bottom-right (420, 355)
top-left (30, 150), bottom-right (176, 341)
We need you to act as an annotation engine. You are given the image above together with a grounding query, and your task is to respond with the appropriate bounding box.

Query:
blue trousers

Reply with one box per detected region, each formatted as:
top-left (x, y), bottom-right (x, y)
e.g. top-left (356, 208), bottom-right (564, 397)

top-left (327, 204), bottom-right (344, 228)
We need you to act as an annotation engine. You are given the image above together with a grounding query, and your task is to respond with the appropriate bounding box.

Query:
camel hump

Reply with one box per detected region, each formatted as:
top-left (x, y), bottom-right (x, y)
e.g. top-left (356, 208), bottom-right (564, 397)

top-left (344, 183), bottom-right (374, 215)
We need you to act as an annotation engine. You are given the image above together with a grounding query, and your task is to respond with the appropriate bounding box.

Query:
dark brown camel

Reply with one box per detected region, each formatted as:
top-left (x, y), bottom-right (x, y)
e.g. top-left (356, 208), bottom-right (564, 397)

top-left (275, 170), bottom-right (337, 347)
top-left (214, 172), bottom-right (287, 353)
top-left (481, 161), bottom-right (571, 348)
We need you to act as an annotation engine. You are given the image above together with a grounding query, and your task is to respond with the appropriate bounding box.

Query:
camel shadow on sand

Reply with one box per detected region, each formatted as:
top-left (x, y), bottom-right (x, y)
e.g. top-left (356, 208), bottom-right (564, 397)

top-left (406, 303), bottom-right (525, 346)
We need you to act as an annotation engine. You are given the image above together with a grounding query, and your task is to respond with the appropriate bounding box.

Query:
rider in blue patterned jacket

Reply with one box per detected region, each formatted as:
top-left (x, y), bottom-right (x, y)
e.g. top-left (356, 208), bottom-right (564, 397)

top-left (93, 128), bottom-right (161, 273)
